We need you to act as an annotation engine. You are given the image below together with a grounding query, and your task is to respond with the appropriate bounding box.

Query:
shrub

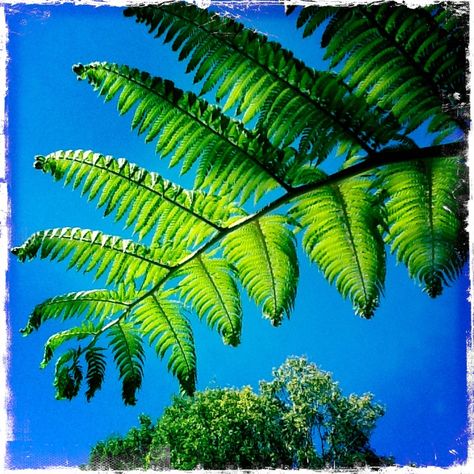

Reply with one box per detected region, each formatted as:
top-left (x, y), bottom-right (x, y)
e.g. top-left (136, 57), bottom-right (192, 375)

top-left (150, 387), bottom-right (292, 469)
top-left (86, 357), bottom-right (392, 469)
top-left (86, 414), bottom-right (154, 470)
top-left (260, 356), bottom-right (393, 468)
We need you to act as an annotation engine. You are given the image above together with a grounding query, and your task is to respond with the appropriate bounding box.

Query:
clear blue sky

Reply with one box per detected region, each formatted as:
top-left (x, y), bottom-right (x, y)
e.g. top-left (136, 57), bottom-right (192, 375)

top-left (6, 3), bottom-right (470, 468)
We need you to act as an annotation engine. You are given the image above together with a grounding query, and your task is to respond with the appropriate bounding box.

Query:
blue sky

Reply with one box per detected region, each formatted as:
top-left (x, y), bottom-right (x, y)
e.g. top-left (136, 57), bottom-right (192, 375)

top-left (6, 3), bottom-right (470, 468)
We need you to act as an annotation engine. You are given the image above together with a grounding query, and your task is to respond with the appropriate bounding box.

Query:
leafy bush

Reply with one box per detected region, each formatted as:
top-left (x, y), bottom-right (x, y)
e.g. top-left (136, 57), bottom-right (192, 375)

top-left (86, 414), bottom-right (154, 470)
top-left (150, 386), bottom-right (292, 469)
top-left (260, 356), bottom-right (392, 468)
top-left (86, 357), bottom-right (392, 469)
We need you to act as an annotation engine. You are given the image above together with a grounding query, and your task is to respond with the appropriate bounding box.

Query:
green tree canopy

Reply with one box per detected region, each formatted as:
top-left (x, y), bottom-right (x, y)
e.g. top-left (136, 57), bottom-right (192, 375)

top-left (85, 356), bottom-right (390, 470)
top-left (12, 2), bottom-right (468, 402)
top-left (86, 414), bottom-right (155, 471)
top-left (150, 386), bottom-right (292, 469)
top-left (260, 356), bottom-right (388, 468)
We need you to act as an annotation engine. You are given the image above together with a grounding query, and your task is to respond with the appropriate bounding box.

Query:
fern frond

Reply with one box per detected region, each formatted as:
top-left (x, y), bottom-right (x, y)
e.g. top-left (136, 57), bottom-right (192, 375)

top-left (125, 3), bottom-right (405, 162)
top-left (222, 215), bottom-right (298, 325)
top-left (378, 156), bottom-right (467, 297)
top-left (85, 347), bottom-right (107, 401)
top-left (133, 292), bottom-right (196, 395)
top-left (53, 349), bottom-right (83, 401)
top-left (290, 170), bottom-right (386, 318)
top-left (20, 288), bottom-right (131, 336)
top-left (35, 150), bottom-right (242, 251)
top-left (73, 62), bottom-right (294, 203)
top-left (108, 321), bottom-right (145, 405)
top-left (296, 6), bottom-right (337, 38)
top-left (429, 3), bottom-right (468, 49)
top-left (11, 228), bottom-right (170, 287)
top-left (40, 321), bottom-right (103, 369)
top-left (177, 255), bottom-right (242, 346)
top-left (297, 3), bottom-right (468, 134)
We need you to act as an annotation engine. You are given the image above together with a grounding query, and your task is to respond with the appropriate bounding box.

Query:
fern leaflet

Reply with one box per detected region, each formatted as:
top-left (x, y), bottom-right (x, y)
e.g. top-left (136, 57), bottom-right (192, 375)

top-left (133, 292), bottom-right (196, 395)
top-left (378, 156), bottom-right (467, 296)
top-left (11, 227), bottom-right (171, 288)
top-left (85, 347), bottom-right (107, 401)
top-left (290, 169), bottom-right (386, 318)
top-left (35, 150), bottom-right (243, 251)
top-left (108, 321), bottom-right (145, 405)
top-left (73, 62), bottom-right (295, 203)
top-left (222, 215), bottom-right (298, 325)
top-left (177, 255), bottom-right (242, 346)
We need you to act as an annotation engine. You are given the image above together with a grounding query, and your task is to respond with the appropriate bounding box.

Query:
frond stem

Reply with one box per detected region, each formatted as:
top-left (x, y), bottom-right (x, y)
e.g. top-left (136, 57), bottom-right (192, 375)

top-left (126, 141), bottom-right (464, 311)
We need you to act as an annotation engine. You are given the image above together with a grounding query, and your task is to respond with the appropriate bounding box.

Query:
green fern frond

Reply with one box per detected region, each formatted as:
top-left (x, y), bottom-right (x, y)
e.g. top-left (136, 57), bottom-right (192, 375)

top-left (85, 347), bottom-right (107, 401)
top-left (35, 150), bottom-right (242, 250)
top-left (40, 321), bottom-right (103, 369)
top-left (429, 3), bottom-right (468, 49)
top-left (290, 170), bottom-right (386, 318)
top-left (11, 228), bottom-right (170, 287)
top-left (20, 288), bottom-right (131, 336)
top-left (108, 321), bottom-right (145, 405)
top-left (222, 215), bottom-right (298, 325)
top-left (73, 62), bottom-right (294, 202)
top-left (177, 254), bottom-right (242, 346)
top-left (125, 3), bottom-right (405, 162)
top-left (378, 156), bottom-right (467, 297)
top-left (297, 3), bottom-right (468, 134)
top-left (133, 292), bottom-right (196, 395)
top-left (13, 2), bottom-right (468, 406)
top-left (53, 349), bottom-right (83, 401)
top-left (296, 6), bottom-right (337, 38)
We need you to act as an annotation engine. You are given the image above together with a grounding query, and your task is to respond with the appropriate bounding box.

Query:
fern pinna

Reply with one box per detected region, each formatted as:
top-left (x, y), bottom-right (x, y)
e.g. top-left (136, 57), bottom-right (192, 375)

top-left (12, 2), bottom-right (468, 404)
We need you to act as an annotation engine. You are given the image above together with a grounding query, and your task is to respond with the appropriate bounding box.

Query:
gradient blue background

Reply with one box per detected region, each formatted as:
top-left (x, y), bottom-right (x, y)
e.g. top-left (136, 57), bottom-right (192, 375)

top-left (6, 4), bottom-right (470, 469)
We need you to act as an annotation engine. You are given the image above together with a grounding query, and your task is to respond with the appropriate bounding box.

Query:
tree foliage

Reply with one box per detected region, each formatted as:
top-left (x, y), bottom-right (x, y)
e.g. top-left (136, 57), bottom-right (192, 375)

top-left (85, 357), bottom-right (390, 470)
top-left (86, 414), bottom-right (155, 470)
top-left (150, 387), bottom-right (292, 469)
top-left (260, 356), bottom-right (389, 468)
top-left (12, 2), bottom-right (468, 402)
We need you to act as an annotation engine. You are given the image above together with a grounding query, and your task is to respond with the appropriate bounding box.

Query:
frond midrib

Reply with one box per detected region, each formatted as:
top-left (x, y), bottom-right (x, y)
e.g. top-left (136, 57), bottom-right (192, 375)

top-left (123, 142), bottom-right (463, 315)
top-left (23, 143), bottom-right (463, 352)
